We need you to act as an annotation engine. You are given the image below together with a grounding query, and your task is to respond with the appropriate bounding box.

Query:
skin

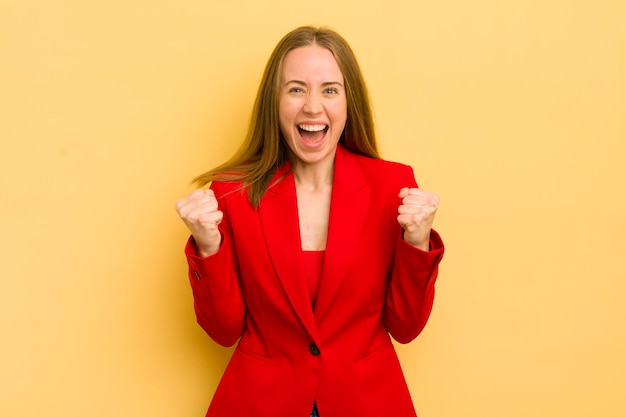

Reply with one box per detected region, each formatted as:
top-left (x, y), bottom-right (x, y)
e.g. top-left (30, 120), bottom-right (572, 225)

top-left (176, 45), bottom-right (439, 255)
top-left (279, 45), bottom-right (347, 251)
top-left (279, 45), bottom-right (347, 177)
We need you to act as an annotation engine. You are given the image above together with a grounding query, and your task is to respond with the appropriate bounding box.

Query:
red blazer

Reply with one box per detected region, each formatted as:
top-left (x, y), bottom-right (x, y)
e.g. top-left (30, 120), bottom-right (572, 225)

top-left (185, 145), bottom-right (444, 417)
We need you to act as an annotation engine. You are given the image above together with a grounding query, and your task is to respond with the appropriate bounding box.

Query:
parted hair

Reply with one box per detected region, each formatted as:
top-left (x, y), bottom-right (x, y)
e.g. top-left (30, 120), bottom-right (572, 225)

top-left (194, 26), bottom-right (380, 207)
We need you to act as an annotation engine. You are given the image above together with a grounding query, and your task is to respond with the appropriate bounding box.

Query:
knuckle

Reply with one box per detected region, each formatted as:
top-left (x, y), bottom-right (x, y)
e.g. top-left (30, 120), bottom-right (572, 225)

top-left (177, 205), bottom-right (190, 219)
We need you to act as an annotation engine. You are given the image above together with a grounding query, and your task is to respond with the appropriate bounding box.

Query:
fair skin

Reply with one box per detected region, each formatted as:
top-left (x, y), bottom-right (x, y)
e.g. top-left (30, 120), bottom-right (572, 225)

top-left (279, 45), bottom-right (347, 250)
top-left (176, 45), bottom-right (439, 256)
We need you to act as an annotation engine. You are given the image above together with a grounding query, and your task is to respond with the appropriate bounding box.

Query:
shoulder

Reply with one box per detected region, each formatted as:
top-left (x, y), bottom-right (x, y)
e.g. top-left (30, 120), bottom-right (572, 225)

top-left (354, 152), bottom-right (412, 174)
top-left (346, 150), bottom-right (417, 188)
top-left (209, 180), bottom-right (248, 204)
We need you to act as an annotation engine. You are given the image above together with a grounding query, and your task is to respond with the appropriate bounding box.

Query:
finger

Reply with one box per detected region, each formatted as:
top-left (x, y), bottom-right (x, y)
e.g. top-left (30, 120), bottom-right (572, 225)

top-left (398, 201), bottom-right (438, 216)
top-left (183, 210), bottom-right (224, 229)
top-left (188, 189), bottom-right (216, 204)
top-left (178, 200), bottom-right (219, 222)
top-left (398, 205), bottom-right (423, 215)
top-left (184, 190), bottom-right (219, 213)
top-left (400, 198), bottom-right (436, 210)
top-left (195, 193), bottom-right (219, 212)
top-left (401, 193), bottom-right (440, 209)
top-left (398, 187), bottom-right (410, 199)
top-left (197, 210), bottom-right (223, 227)
top-left (176, 189), bottom-right (213, 212)
top-left (397, 214), bottom-right (421, 232)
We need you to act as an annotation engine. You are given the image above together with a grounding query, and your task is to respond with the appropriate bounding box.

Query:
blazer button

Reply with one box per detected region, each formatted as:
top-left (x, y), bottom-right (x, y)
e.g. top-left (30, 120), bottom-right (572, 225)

top-left (309, 343), bottom-right (320, 356)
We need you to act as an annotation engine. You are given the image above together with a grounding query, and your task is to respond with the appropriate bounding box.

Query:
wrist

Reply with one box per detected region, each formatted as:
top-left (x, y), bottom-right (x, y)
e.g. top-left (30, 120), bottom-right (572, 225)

top-left (193, 232), bottom-right (222, 258)
top-left (403, 231), bottom-right (430, 251)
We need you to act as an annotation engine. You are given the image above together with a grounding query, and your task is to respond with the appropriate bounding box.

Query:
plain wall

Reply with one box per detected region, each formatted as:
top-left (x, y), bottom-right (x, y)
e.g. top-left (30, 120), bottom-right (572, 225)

top-left (1, 0), bottom-right (625, 416)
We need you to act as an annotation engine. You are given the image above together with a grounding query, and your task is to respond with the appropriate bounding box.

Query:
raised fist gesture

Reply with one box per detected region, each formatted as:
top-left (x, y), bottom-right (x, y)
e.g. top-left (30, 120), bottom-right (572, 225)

top-left (397, 187), bottom-right (439, 251)
top-left (176, 189), bottom-right (224, 257)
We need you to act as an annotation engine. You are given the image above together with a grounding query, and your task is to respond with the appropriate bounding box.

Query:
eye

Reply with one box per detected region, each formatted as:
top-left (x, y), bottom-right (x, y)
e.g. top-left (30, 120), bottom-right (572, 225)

top-left (324, 87), bottom-right (339, 94)
top-left (288, 87), bottom-right (305, 94)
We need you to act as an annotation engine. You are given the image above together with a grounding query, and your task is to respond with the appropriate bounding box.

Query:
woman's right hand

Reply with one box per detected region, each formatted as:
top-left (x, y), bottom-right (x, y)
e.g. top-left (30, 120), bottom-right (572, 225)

top-left (175, 189), bottom-right (224, 257)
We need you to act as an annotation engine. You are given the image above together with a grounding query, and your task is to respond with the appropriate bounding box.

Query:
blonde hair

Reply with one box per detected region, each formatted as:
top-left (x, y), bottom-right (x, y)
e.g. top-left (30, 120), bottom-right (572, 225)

top-left (194, 26), bottom-right (379, 206)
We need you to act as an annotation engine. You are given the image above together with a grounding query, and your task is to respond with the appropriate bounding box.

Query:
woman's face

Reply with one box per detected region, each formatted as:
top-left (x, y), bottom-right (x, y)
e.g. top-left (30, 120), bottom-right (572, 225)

top-left (278, 45), bottom-right (348, 169)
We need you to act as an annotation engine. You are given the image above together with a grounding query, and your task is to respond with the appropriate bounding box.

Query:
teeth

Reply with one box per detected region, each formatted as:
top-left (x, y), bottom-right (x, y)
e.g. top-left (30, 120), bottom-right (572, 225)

top-left (298, 124), bottom-right (327, 132)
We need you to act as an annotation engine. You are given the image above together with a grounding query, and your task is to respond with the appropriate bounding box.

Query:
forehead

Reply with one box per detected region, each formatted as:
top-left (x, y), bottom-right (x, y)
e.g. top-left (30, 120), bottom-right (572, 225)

top-left (281, 45), bottom-right (344, 82)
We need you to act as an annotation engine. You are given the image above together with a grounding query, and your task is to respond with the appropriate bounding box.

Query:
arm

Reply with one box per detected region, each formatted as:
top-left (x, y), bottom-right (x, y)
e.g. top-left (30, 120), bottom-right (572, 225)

top-left (383, 232), bottom-right (444, 344)
top-left (384, 166), bottom-right (445, 343)
top-left (177, 183), bottom-right (245, 347)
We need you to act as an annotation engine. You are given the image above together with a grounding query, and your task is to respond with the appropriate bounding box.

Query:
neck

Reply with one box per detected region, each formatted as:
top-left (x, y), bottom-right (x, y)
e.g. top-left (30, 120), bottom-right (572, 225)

top-left (293, 159), bottom-right (334, 191)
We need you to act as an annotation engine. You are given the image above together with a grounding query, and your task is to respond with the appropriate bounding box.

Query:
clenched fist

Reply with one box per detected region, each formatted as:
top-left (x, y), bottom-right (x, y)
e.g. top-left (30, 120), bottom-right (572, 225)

top-left (397, 187), bottom-right (439, 251)
top-left (176, 189), bottom-right (224, 257)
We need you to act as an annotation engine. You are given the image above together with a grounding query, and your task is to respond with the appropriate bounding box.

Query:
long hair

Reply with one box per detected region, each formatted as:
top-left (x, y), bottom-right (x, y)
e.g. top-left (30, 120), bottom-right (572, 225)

top-left (194, 26), bottom-right (380, 207)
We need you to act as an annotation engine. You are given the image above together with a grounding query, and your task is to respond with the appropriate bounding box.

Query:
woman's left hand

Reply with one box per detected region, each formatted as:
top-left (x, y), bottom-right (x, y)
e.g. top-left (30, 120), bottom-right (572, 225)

top-left (397, 187), bottom-right (439, 251)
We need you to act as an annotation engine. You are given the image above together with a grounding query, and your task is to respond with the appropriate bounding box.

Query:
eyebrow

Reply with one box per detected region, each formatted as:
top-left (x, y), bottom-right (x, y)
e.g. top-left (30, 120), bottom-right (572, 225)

top-left (284, 80), bottom-right (344, 88)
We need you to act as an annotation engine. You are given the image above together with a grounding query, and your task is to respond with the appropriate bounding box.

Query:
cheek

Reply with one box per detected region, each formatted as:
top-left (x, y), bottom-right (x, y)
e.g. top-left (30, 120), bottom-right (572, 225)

top-left (279, 100), bottom-right (298, 124)
top-left (330, 99), bottom-right (348, 123)
top-left (331, 106), bottom-right (348, 130)
top-left (278, 103), bottom-right (291, 133)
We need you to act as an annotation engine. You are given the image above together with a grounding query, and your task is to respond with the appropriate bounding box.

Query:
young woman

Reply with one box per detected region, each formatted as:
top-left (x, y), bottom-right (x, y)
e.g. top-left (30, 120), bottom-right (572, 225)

top-left (176, 26), bottom-right (444, 417)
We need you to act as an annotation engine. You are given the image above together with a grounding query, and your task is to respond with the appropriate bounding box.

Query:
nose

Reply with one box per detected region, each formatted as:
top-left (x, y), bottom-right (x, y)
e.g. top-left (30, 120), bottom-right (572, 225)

top-left (303, 92), bottom-right (322, 114)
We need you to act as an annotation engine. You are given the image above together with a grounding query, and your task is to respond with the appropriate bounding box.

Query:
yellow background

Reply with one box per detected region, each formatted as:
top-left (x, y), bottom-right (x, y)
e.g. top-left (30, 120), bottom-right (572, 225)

top-left (1, 0), bottom-right (625, 416)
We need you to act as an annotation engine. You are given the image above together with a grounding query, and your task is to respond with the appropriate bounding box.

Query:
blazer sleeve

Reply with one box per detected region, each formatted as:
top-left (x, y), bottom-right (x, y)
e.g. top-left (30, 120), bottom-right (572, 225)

top-left (383, 167), bottom-right (445, 344)
top-left (184, 182), bottom-right (245, 347)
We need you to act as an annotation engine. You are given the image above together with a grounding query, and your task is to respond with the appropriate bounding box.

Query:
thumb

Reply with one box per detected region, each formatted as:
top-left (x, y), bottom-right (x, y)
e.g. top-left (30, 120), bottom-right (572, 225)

top-left (398, 187), bottom-right (410, 199)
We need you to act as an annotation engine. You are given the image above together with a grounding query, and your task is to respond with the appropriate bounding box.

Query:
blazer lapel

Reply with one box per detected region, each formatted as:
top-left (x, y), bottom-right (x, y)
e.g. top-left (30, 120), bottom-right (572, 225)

top-left (258, 147), bottom-right (371, 336)
top-left (259, 162), bottom-right (319, 342)
top-left (314, 146), bottom-right (371, 322)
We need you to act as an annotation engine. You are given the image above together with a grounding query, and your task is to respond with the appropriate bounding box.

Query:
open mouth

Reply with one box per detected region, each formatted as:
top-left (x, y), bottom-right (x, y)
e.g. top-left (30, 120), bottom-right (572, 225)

top-left (298, 124), bottom-right (329, 143)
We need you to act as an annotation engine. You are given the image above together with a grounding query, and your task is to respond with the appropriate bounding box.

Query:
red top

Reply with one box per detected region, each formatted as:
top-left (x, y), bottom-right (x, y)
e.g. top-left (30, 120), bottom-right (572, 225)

top-left (185, 145), bottom-right (445, 417)
top-left (302, 250), bottom-right (325, 305)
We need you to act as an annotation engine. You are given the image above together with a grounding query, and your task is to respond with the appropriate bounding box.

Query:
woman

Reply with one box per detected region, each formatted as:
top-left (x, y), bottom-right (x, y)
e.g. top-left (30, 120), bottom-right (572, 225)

top-left (176, 26), bottom-right (444, 417)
